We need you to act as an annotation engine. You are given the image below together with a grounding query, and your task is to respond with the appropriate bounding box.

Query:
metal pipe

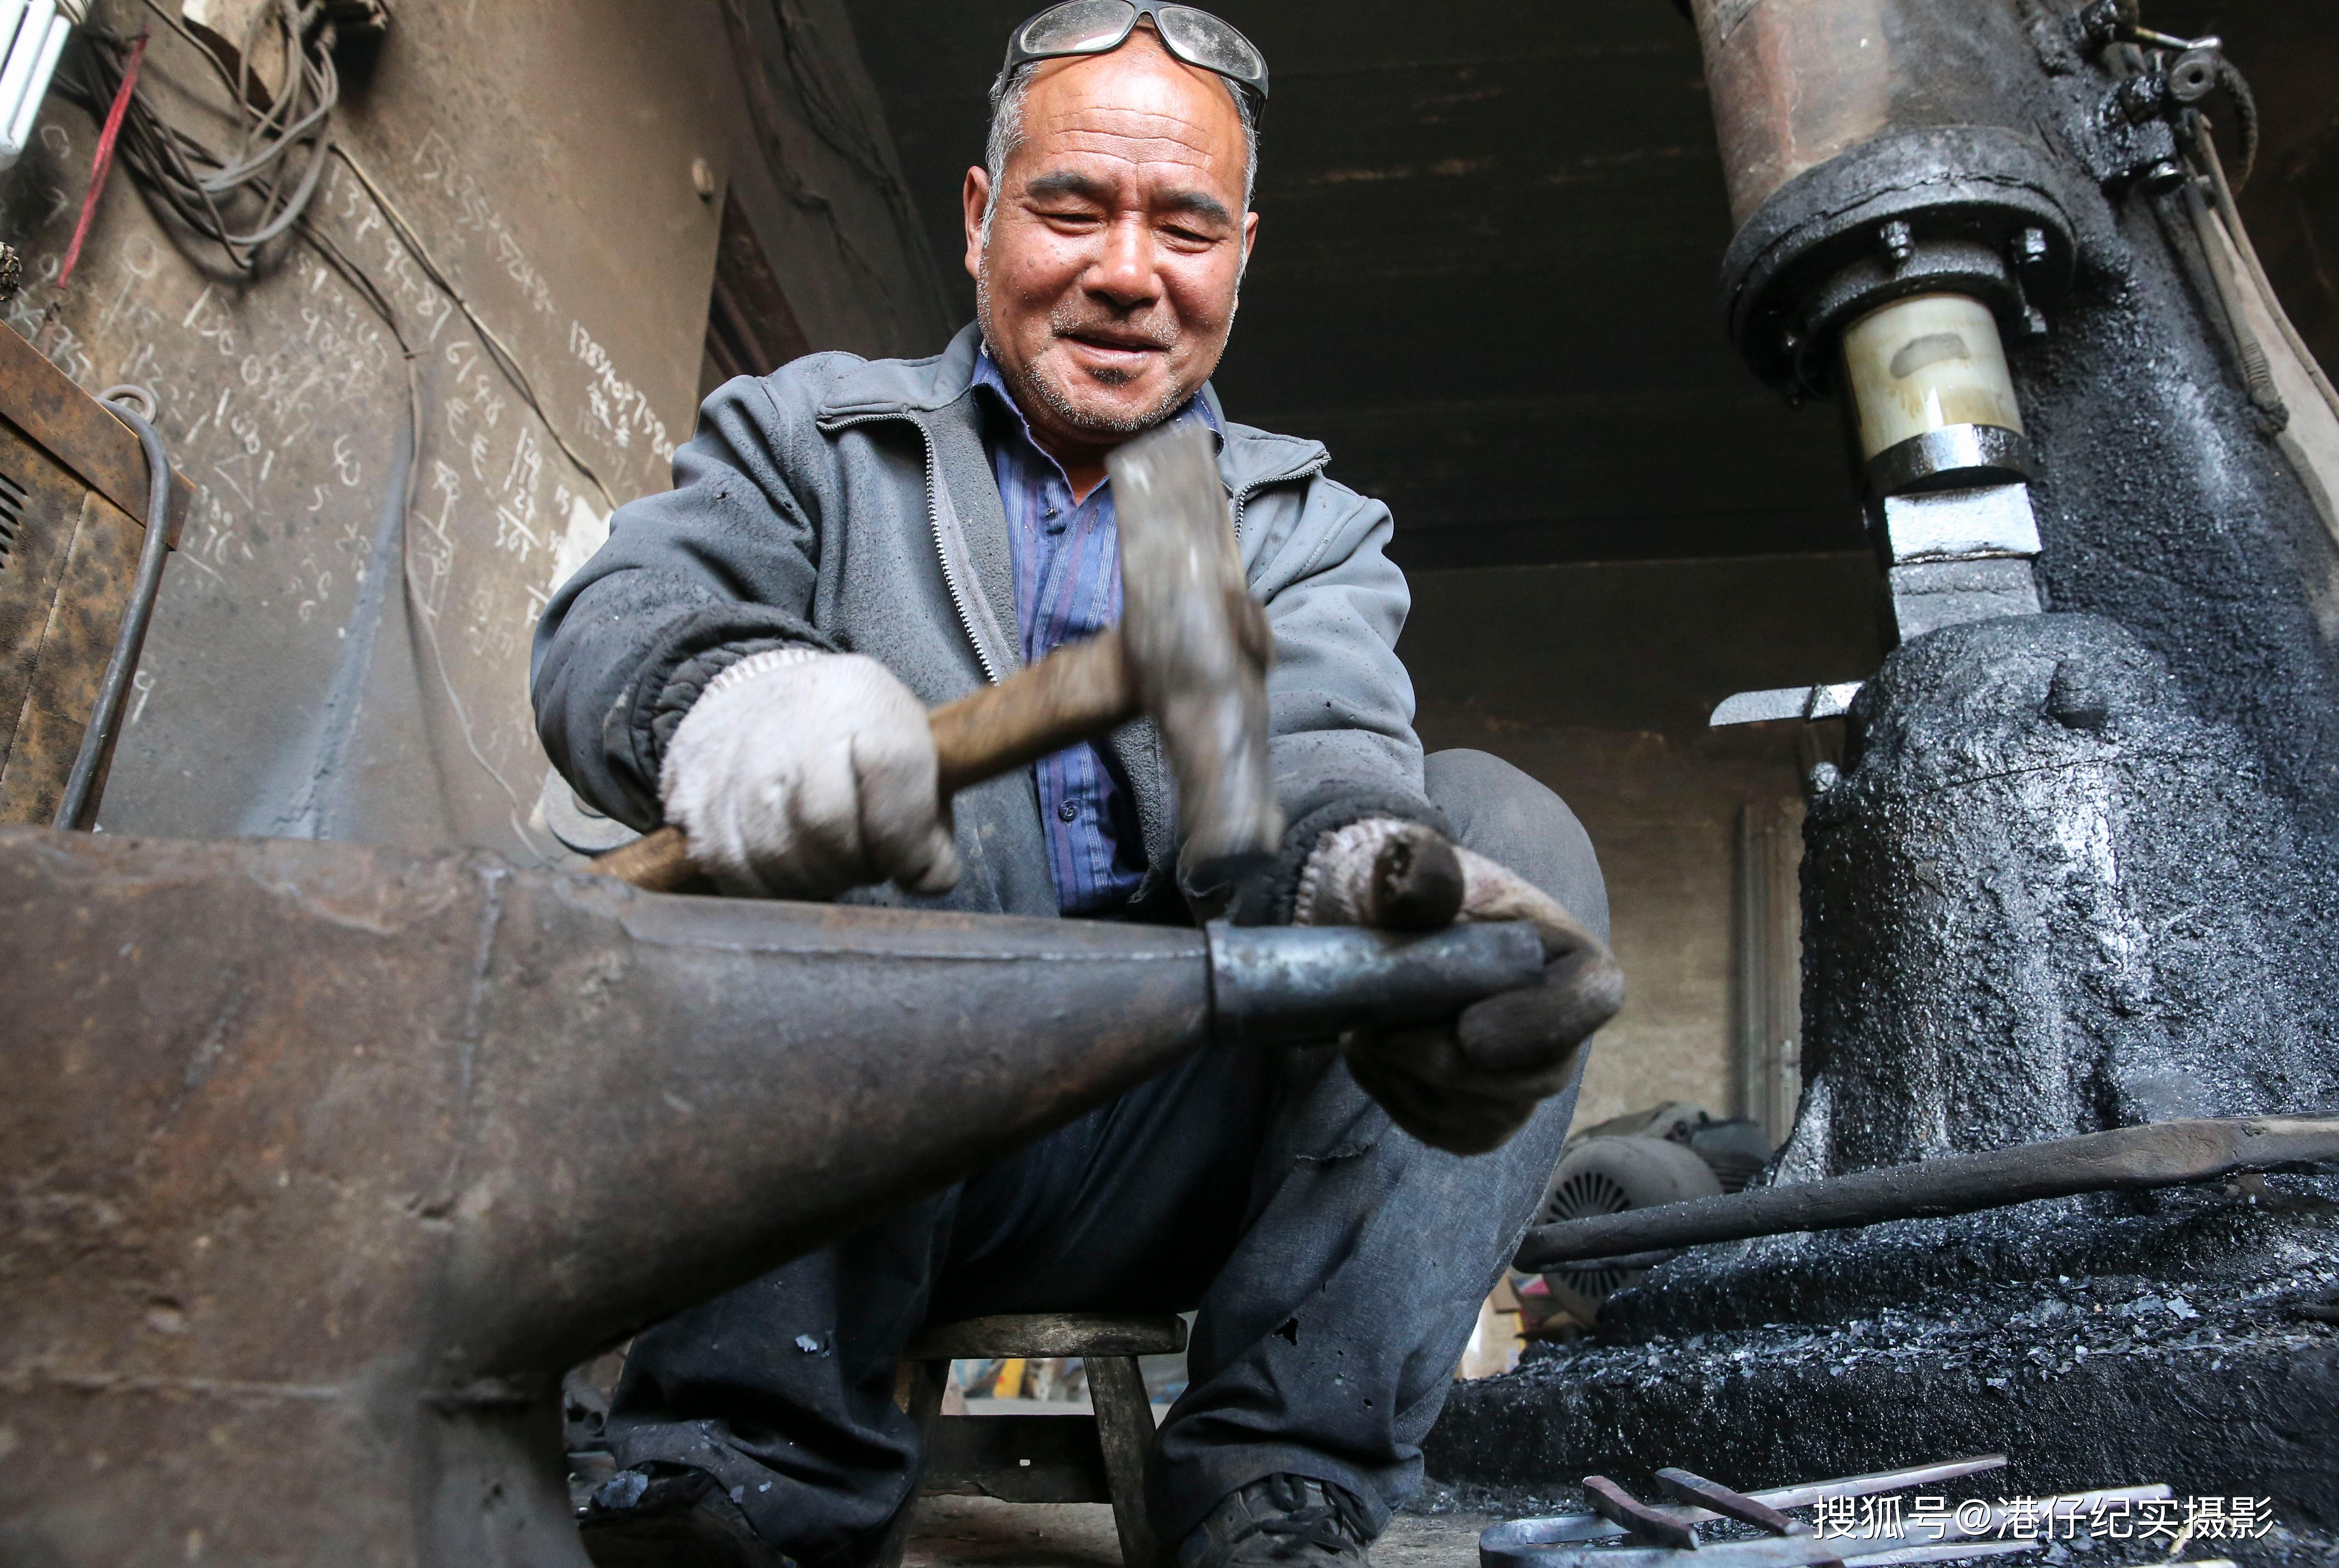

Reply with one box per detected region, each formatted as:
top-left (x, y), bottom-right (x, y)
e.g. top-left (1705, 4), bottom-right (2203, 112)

top-left (1209, 916), bottom-right (1543, 1045)
top-left (1487, 1486), bottom-right (2171, 1568)
top-left (52, 386), bottom-right (171, 831)
top-left (1690, 0), bottom-right (2042, 232)
top-left (1514, 1115), bottom-right (2339, 1270)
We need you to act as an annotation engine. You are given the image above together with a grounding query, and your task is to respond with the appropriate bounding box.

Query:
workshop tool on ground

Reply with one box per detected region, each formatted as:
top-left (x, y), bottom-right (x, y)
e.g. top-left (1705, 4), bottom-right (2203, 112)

top-left (591, 420), bottom-right (1278, 893)
top-left (1485, 1458), bottom-right (2005, 1563)
top-left (1512, 1114), bottom-right (2339, 1271)
top-left (1655, 1469), bottom-right (1802, 1536)
top-left (1584, 1476), bottom-right (1702, 1551)
top-left (1484, 1458), bottom-right (2179, 1568)
top-left (1, 826), bottom-right (1544, 1568)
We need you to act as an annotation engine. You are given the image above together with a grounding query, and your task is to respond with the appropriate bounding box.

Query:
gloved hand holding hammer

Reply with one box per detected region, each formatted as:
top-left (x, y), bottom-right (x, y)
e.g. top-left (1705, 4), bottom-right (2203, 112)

top-left (657, 661), bottom-right (1622, 1155)
top-left (619, 420), bottom-right (1620, 1160)
top-left (660, 648), bottom-right (962, 901)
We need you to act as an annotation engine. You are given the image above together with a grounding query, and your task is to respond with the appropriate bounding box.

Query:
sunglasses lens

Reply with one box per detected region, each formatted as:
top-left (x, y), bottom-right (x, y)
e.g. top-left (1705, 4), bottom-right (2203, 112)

top-left (1019, 0), bottom-right (1139, 57)
top-left (1156, 6), bottom-right (1266, 87)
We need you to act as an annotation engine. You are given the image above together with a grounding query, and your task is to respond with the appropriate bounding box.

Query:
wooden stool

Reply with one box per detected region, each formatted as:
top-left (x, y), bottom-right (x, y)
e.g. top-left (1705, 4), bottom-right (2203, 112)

top-left (877, 1312), bottom-right (1188, 1568)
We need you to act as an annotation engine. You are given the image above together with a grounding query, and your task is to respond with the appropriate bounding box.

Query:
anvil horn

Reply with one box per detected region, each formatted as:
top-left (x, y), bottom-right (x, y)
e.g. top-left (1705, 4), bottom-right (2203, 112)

top-left (0, 828), bottom-right (1538, 1567)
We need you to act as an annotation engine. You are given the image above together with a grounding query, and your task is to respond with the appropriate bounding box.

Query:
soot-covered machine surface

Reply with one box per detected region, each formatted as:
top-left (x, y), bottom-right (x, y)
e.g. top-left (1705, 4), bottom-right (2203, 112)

top-left (1435, 0), bottom-right (2339, 1547)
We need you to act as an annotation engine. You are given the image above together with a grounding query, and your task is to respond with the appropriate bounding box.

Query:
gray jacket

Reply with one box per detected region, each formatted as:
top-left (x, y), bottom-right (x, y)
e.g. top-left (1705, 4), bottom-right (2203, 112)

top-left (530, 324), bottom-right (1440, 920)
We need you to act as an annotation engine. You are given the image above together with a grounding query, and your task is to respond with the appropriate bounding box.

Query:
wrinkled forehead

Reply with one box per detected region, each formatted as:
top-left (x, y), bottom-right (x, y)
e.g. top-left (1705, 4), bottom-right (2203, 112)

top-left (1014, 39), bottom-right (1248, 197)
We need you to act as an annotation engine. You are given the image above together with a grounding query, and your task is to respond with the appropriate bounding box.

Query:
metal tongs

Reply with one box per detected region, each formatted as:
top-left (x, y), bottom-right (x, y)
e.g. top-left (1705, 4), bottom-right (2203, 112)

top-left (1481, 1456), bottom-right (2189, 1568)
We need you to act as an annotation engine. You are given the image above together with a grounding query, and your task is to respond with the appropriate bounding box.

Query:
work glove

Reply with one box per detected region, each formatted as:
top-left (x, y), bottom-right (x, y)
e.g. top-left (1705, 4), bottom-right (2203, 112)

top-left (660, 649), bottom-right (962, 901)
top-left (1296, 818), bottom-right (1624, 1156)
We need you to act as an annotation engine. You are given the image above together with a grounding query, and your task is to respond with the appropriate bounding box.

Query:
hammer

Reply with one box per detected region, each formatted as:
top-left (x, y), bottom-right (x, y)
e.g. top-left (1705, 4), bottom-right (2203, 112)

top-left (590, 421), bottom-right (1285, 894)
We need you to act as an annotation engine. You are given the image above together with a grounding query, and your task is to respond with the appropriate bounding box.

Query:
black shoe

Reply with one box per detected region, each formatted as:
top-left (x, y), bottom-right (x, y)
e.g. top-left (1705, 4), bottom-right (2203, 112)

top-left (1177, 1475), bottom-right (1377, 1568)
top-left (579, 1462), bottom-right (791, 1568)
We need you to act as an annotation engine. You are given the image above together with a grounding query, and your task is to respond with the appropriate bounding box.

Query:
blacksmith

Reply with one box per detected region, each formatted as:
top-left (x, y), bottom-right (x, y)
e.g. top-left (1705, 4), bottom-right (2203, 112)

top-left (531, 7), bottom-right (1619, 1566)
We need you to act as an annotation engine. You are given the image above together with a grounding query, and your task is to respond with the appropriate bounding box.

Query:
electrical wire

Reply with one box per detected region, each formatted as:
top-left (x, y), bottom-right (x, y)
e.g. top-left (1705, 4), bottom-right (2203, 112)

top-left (99, 0), bottom-right (617, 511)
top-left (2195, 124), bottom-right (2339, 431)
top-left (65, 0), bottom-right (337, 274)
top-left (2211, 54), bottom-right (2258, 194)
top-left (205, 0), bottom-right (336, 220)
top-left (80, 0), bottom-right (617, 515)
top-left (275, 210), bottom-right (548, 855)
top-left (325, 144), bottom-right (619, 513)
top-left (61, 2), bottom-right (562, 853)
top-left (54, 386), bottom-right (173, 830)
top-left (272, 166), bottom-right (551, 853)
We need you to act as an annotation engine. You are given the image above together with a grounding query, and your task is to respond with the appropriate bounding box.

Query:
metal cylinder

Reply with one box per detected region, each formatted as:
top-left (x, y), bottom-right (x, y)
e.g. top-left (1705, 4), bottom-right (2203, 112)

top-left (1692, 0), bottom-right (1893, 232)
top-left (1208, 919), bottom-right (1546, 1046)
top-left (1691, 0), bottom-right (2046, 231)
top-left (1693, 0), bottom-right (2080, 398)
top-left (1841, 294), bottom-right (2025, 462)
top-left (1841, 292), bottom-right (2033, 493)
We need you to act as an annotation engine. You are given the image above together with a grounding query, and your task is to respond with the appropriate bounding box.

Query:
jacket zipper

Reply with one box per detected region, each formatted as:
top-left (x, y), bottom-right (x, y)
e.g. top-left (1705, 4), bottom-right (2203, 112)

top-left (823, 410), bottom-right (1002, 687)
top-left (1229, 452), bottom-right (1330, 547)
top-left (826, 409), bottom-right (1328, 679)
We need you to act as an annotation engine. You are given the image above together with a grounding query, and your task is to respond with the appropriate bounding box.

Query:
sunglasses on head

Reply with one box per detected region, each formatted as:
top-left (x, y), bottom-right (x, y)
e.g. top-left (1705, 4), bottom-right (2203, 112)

top-left (1003, 2), bottom-right (1269, 117)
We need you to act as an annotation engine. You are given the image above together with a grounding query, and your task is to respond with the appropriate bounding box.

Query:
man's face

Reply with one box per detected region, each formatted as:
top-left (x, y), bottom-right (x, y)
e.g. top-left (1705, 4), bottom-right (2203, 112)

top-left (964, 29), bottom-right (1258, 451)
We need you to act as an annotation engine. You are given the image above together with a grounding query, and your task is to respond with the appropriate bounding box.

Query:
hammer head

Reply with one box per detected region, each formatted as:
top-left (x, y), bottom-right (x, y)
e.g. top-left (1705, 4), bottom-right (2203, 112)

top-left (1108, 420), bottom-right (1282, 880)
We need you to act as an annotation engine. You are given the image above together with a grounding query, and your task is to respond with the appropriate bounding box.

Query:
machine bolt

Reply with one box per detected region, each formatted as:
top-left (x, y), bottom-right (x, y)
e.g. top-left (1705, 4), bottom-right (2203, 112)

top-left (2138, 158), bottom-right (2187, 195)
top-left (1879, 220), bottom-right (1916, 270)
top-left (2015, 227), bottom-right (2050, 268)
top-left (1807, 761), bottom-right (1842, 796)
top-left (2116, 73), bottom-right (2167, 124)
top-left (2078, 0), bottom-right (2125, 48)
top-left (2168, 47), bottom-right (2220, 103)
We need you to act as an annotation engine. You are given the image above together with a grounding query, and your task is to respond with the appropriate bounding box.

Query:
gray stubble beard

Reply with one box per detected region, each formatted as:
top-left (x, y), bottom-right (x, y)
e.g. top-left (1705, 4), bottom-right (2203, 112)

top-left (976, 272), bottom-right (1200, 439)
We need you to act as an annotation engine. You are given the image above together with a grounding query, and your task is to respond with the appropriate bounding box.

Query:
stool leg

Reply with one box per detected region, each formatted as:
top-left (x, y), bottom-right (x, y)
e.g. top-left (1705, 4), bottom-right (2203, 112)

top-left (872, 1360), bottom-right (950, 1568)
top-left (1087, 1355), bottom-right (1161, 1568)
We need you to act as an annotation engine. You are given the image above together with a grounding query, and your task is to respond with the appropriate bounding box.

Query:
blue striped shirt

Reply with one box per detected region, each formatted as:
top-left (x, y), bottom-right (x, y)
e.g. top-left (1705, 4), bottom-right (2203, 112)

top-left (971, 349), bottom-right (1219, 914)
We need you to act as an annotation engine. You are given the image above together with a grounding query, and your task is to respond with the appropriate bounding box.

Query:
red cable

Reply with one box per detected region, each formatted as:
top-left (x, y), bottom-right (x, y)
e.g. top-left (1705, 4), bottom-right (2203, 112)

top-left (58, 27), bottom-right (148, 290)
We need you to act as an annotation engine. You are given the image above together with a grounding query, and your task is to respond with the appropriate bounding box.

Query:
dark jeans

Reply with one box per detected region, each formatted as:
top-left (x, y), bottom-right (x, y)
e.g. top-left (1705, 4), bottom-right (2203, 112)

top-left (603, 749), bottom-right (1608, 1566)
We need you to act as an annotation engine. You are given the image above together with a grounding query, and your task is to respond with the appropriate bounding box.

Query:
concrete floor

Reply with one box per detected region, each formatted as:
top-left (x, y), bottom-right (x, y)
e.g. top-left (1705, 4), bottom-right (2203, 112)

top-left (900, 1496), bottom-right (1496, 1568)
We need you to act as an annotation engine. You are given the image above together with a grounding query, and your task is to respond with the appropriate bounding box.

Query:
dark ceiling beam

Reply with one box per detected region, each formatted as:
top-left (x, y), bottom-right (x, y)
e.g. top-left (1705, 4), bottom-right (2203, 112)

top-left (1391, 509), bottom-right (1865, 574)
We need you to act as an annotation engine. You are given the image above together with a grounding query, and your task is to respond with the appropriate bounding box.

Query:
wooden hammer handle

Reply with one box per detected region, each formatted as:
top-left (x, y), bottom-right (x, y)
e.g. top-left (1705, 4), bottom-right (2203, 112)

top-left (931, 627), bottom-right (1135, 794)
top-left (587, 633), bottom-right (1138, 893)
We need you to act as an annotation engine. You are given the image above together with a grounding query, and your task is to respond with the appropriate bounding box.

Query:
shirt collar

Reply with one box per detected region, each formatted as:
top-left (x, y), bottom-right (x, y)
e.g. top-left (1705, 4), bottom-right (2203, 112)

top-left (972, 347), bottom-right (1222, 484)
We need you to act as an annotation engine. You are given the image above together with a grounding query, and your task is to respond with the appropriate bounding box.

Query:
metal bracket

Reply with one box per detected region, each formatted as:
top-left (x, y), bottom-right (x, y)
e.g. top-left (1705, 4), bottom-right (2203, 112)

top-left (1710, 683), bottom-right (1863, 728)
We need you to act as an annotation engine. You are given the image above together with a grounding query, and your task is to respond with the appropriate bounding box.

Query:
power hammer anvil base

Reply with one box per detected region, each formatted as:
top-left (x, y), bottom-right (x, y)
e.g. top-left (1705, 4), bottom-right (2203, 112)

top-left (0, 827), bottom-right (1539, 1568)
